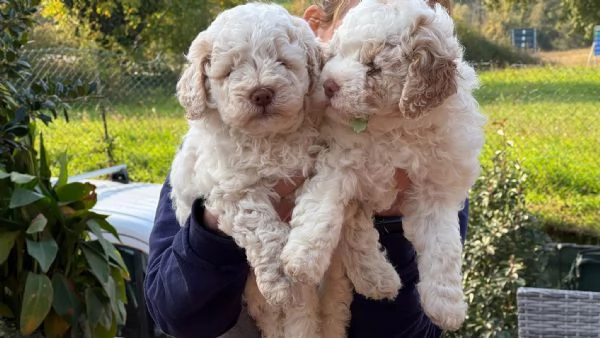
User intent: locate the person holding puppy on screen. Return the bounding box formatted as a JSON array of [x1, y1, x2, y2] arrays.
[[144, 1, 467, 337]]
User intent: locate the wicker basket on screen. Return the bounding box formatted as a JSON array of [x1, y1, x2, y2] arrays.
[[517, 287, 600, 337]]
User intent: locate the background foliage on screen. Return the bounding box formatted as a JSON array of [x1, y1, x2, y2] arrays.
[[1, 1, 129, 336], [33, 0, 600, 55], [6, 0, 599, 337], [455, 0, 597, 50]]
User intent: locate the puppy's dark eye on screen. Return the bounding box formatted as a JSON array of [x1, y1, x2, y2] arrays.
[[278, 59, 291, 69], [366, 62, 381, 76]]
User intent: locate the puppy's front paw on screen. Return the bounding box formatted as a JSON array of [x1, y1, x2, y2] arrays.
[[418, 281, 467, 331], [351, 263, 402, 300], [259, 276, 293, 307], [281, 242, 326, 285]]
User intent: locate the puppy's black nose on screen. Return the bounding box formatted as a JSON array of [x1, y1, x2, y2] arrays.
[[250, 87, 274, 107], [323, 79, 340, 98]]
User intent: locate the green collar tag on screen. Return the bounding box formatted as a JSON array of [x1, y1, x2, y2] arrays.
[[350, 118, 368, 133]]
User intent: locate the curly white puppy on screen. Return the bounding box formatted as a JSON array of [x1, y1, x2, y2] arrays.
[[169, 3, 324, 337], [282, 0, 485, 333]]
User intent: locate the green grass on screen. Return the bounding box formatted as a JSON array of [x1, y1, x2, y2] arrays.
[[475, 66, 600, 237], [41, 99, 188, 183], [41, 66, 600, 238]]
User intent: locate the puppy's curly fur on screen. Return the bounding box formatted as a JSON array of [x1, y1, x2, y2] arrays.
[[169, 3, 324, 337], [281, 0, 486, 335]]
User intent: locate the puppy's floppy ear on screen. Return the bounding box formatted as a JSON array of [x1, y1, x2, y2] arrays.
[[398, 13, 458, 119], [177, 30, 213, 120], [290, 16, 324, 94]]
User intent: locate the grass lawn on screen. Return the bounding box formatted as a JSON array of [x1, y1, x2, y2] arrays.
[[41, 102, 188, 183], [40, 65, 600, 238], [476, 66, 599, 237]]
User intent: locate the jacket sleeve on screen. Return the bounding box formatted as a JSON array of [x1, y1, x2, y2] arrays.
[[144, 176, 250, 338]]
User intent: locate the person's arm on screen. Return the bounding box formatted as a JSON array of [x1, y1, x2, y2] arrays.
[[144, 176, 250, 338]]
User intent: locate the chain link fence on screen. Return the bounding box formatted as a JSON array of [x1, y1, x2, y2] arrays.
[[20, 48, 184, 106], [22, 46, 600, 231], [21, 47, 188, 183]]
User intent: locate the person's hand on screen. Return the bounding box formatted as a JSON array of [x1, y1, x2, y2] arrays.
[[202, 176, 306, 234], [271, 176, 306, 222], [374, 169, 412, 217]]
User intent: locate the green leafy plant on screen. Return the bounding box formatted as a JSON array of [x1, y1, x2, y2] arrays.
[[1, 0, 128, 337], [445, 132, 551, 338]]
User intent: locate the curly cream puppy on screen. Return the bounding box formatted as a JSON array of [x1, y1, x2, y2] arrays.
[[169, 3, 324, 337], [282, 0, 486, 333]]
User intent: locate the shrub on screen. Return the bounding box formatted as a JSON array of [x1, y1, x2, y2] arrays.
[[446, 135, 551, 337], [456, 23, 540, 67], [1, 1, 128, 336]]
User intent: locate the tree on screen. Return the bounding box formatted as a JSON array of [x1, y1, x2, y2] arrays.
[[560, 0, 600, 41], [40, 0, 245, 58], [482, 0, 598, 42]]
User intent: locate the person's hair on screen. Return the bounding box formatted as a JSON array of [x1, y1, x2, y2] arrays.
[[313, 0, 453, 27], [428, 0, 453, 15], [312, 0, 355, 26]]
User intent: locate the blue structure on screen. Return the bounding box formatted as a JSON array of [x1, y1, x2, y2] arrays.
[[594, 25, 600, 56], [511, 28, 537, 50]]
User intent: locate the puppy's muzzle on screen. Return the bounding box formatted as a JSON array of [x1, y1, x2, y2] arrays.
[[250, 87, 275, 107]]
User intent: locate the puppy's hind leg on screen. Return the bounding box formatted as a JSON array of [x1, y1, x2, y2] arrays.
[[320, 243, 353, 338], [342, 202, 401, 300], [283, 284, 321, 338], [245, 272, 284, 338]]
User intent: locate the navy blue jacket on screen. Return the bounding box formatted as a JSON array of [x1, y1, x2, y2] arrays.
[[144, 177, 468, 338]]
